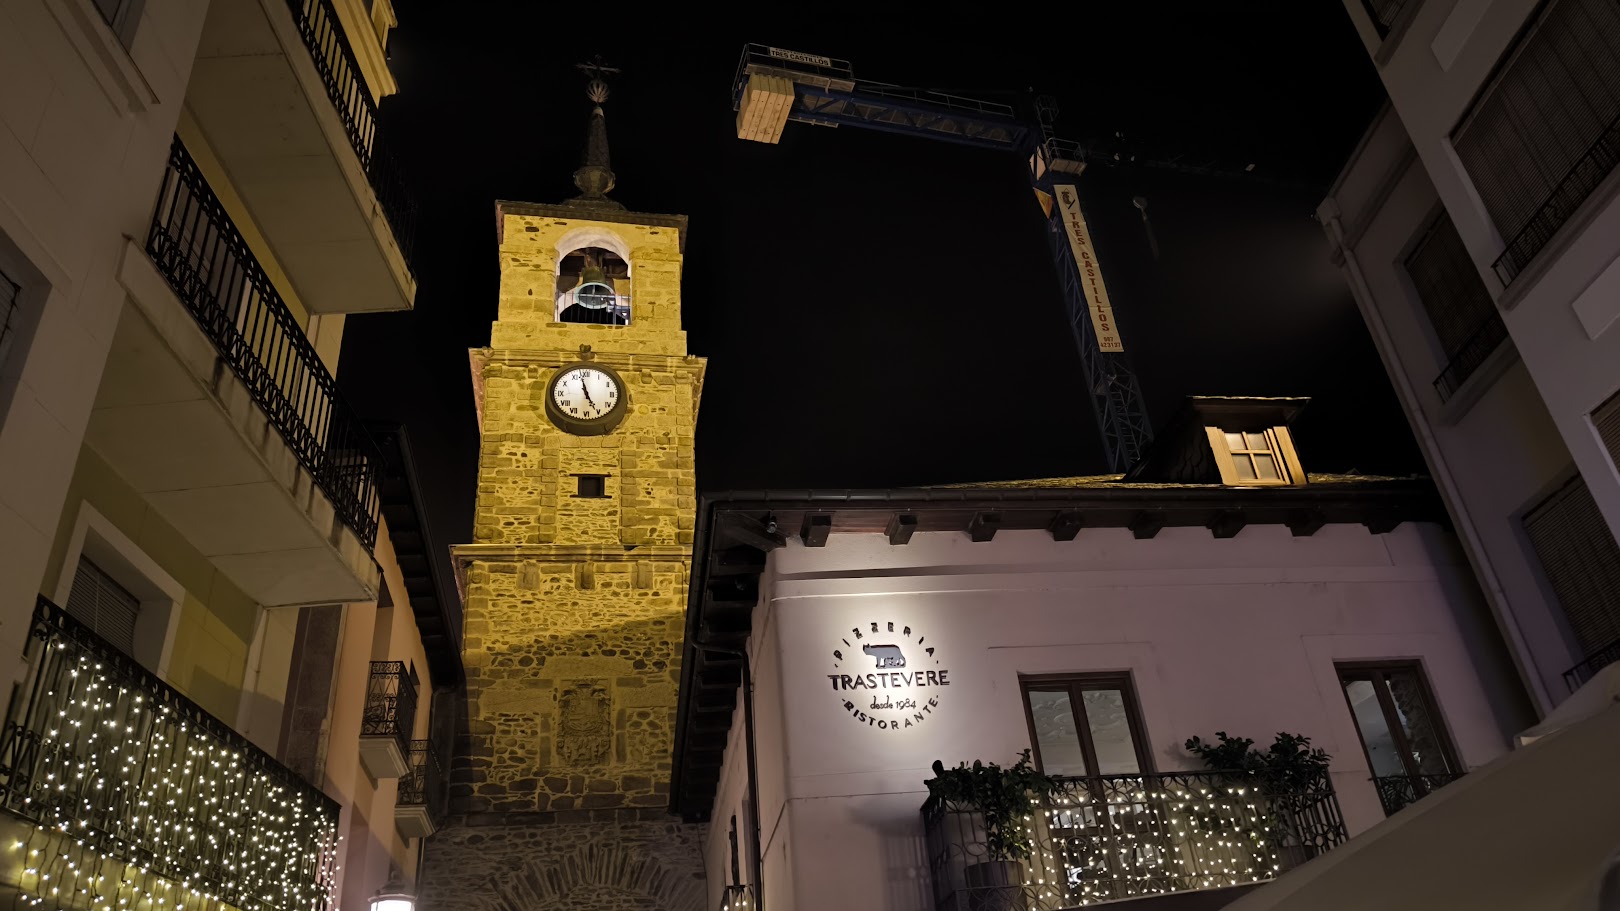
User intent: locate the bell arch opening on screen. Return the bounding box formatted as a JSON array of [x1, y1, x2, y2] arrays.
[[556, 246, 631, 325]]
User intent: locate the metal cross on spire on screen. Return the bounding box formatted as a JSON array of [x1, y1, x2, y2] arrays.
[[576, 56, 621, 105]]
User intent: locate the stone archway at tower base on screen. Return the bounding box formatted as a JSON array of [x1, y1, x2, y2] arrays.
[[420, 815, 706, 911]]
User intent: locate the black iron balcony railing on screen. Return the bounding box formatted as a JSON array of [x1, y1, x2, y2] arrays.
[[1433, 311, 1510, 402], [923, 769, 1348, 910], [362, 661, 418, 756], [1565, 637, 1620, 692], [398, 740, 443, 812], [1372, 771, 1466, 816], [1494, 107, 1620, 285], [0, 596, 340, 911], [284, 0, 417, 271], [148, 137, 384, 550]]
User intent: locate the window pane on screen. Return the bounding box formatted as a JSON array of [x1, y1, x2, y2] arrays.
[[1233, 456, 1256, 480], [1244, 432, 1270, 452], [1224, 432, 1245, 452], [1343, 679, 1407, 777], [1384, 671, 1452, 775], [1081, 689, 1141, 775], [1027, 690, 1088, 776], [1253, 454, 1280, 480]]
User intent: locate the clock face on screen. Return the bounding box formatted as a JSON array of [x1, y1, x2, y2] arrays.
[[551, 366, 621, 423]]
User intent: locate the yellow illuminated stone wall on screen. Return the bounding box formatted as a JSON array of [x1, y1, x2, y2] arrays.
[[451, 205, 704, 819]]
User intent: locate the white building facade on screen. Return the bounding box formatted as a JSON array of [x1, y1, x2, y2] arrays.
[[672, 400, 1531, 911], [1320, 0, 1620, 713], [0, 2, 453, 909]]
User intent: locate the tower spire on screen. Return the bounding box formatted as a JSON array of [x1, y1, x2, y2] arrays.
[[568, 57, 624, 210]]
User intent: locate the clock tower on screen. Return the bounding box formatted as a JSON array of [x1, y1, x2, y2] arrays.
[[423, 65, 707, 911]]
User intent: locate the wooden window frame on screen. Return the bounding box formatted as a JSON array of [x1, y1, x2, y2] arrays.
[[1335, 661, 1460, 781], [1020, 672, 1154, 777], [1205, 426, 1304, 487]]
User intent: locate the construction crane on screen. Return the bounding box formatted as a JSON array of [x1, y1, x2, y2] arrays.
[[732, 45, 1156, 470]]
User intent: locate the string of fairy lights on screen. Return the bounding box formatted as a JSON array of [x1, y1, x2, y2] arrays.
[[3, 626, 341, 911], [1023, 779, 1283, 906], [935, 775, 1317, 908]]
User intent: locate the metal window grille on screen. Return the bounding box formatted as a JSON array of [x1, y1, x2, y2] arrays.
[[1524, 475, 1620, 658], [1454, 0, 1620, 282], [1406, 213, 1509, 400], [65, 557, 140, 656], [362, 661, 418, 756], [0, 265, 18, 373]]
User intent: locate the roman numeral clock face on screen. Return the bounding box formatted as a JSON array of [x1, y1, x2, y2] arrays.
[[546, 364, 627, 435]]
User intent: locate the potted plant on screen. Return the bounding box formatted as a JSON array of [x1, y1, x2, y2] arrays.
[[1184, 731, 1332, 867], [924, 750, 1058, 911]]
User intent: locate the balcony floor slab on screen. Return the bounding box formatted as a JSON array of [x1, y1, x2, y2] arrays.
[[187, 0, 414, 315], [87, 240, 379, 607]]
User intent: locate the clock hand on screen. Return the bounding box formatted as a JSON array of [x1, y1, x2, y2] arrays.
[[578, 374, 596, 407]]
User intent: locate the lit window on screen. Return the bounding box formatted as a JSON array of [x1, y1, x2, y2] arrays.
[[1219, 429, 1290, 485]]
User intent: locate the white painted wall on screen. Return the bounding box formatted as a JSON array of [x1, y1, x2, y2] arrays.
[[1327, 0, 1620, 710], [702, 522, 1524, 911], [0, 0, 207, 682]]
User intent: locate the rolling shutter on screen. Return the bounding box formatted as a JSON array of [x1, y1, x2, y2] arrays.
[[1453, 0, 1620, 243], [1523, 475, 1620, 654], [66, 557, 141, 655]]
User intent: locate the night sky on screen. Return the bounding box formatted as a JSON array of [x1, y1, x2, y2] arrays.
[[337, 5, 1417, 579]]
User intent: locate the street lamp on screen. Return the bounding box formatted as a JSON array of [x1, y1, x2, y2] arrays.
[[370, 868, 415, 911], [720, 882, 755, 910]]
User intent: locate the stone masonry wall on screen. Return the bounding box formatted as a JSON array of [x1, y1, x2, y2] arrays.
[[424, 209, 706, 911], [421, 812, 706, 911]]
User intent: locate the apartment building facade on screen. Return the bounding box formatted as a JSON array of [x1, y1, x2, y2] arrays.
[[1320, 0, 1620, 713], [0, 1, 453, 909], [672, 398, 1533, 911]]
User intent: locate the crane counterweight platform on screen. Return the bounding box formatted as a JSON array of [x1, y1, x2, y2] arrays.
[[732, 44, 1153, 471]]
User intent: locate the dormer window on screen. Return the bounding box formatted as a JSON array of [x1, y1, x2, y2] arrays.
[[1206, 426, 1303, 487]]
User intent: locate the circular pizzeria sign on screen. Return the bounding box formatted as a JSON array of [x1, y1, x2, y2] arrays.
[[826, 620, 951, 730]]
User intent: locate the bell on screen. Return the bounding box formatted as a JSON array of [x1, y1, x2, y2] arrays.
[[577, 251, 609, 288]]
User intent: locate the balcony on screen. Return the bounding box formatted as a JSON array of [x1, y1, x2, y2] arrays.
[[1432, 311, 1510, 402], [0, 596, 340, 911], [1372, 772, 1466, 816], [88, 137, 381, 606], [359, 661, 417, 780], [923, 770, 1347, 909], [187, 0, 416, 313], [395, 740, 443, 839], [1565, 637, 1620, 692], [1493, 107, 1620, 285]]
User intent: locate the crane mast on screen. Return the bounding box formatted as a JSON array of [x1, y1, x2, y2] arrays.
[[732, 44, 1153, 471]]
